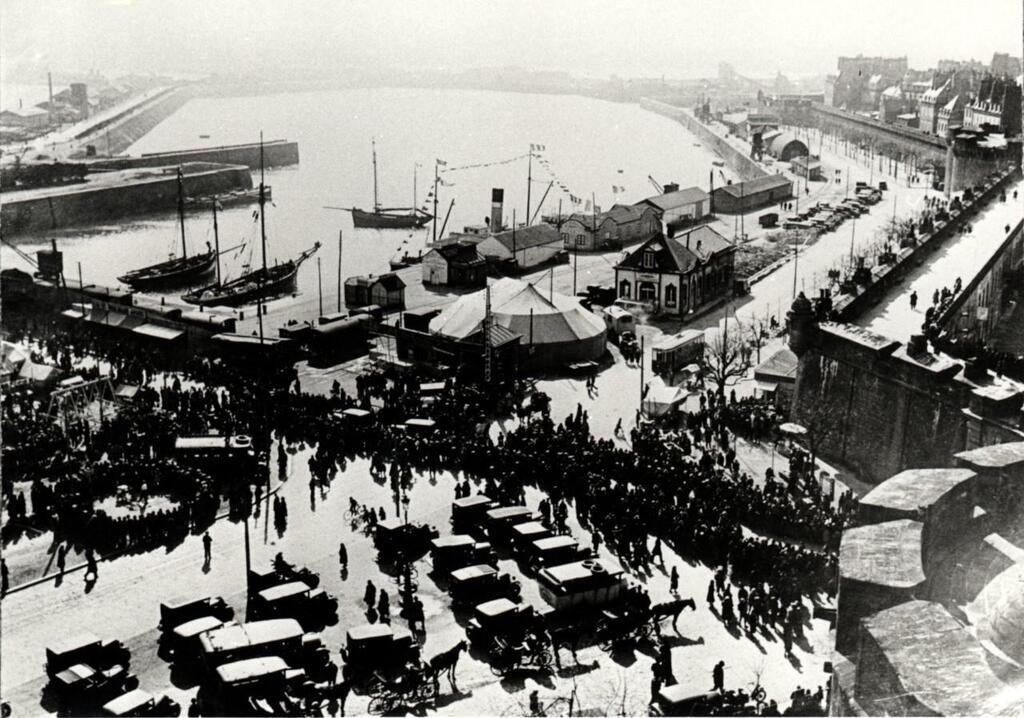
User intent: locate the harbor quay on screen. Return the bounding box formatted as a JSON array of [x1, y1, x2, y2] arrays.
[[1, 27, 1023, 718]]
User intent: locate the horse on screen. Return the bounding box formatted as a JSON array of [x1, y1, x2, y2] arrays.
[[651, 597, 697, 633], [428, 640, 467, 692]]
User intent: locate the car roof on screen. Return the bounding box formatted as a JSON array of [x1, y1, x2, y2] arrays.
[[258, 582, 309, 602], [512, 521, 549, 535], [347, 623, 393, 642], [216, 656, 288, 683], [103, 689, 153, 715], [451, 564, 497, 581], [533, 535, 578, 551], [475, 598, 519, 617], [486, 506, 532, 520], [202, 619, 302, 652], [453, 494, 492, 508], [432, 534, 476, 549], [173, 616, 226, 638], [49, 632, 101, 656]]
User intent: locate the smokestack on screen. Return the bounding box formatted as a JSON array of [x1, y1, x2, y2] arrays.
[[47, 71, 54, 125], [490, 189, 504, 232]]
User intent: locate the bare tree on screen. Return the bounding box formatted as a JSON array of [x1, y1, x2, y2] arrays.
[[702, 320, 752, 398]]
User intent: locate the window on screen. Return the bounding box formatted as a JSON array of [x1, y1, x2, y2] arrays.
[[576, 234, 586, 247], [619, 279, 631, 298], [642, 250, 656, 269], [665, 284, 677, 307]]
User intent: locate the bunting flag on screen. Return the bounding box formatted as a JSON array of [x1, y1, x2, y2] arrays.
[[436, 158, 448, 166]]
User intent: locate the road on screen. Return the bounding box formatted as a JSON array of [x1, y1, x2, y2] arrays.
[[2, 394, 831, 717]]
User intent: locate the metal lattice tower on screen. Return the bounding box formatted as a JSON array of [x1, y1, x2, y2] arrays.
[[483, 285, 492, 384], [46, 376, 117, 432]]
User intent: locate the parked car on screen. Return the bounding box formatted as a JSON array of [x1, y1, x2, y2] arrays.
[[102, 689, 181, 717]]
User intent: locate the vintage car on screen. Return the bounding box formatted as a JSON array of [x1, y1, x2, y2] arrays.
[[448, 564, 521, 607], [248, 561, 320, 593], [207, 656, 307, 716], [430, 534, 496, 574], [508, 521, 553, 552], [450, 494, 495, 533], [101, 689, 181, 717], [483, 506, 539, 543], [49, 662, 138, 705], [46, 633, 131, 678], [248, 581, 338, 628], [523, 535, 592, 573], [537, 559, 628, 611], [199, 619, 324, 669], [650, 687, 725, 716], [159, 596, 234, 632], [374, 519, 439, 561], [465, 598, 542, 646], [165, 616, 234, 659]]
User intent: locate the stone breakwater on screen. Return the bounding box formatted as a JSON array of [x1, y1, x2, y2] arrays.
[[640, 97, 768, 182]]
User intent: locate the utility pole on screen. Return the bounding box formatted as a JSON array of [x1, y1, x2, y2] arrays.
[[342, 228, 350, 309], [432, 162, 440, 244], [639, 335, 645, 411], [317, 256, 323, 317], [525, 146, 533, 228], [791, 237, 799, 301], [849, 218, 856, 268]]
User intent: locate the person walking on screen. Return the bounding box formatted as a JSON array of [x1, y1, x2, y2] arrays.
[[712, 660, 725, 693], [909, 291, 917, 311], [669, 565, 679, 594], [338, 541, 348, 570], [56, 544, 67, 575], [1, 558, 9, 595], [364, 580, 377, 607], [202, 531, 212, 564]]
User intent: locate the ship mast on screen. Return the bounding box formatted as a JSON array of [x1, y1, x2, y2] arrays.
[[177, 166, 187, 259], [413, 163, 417, 213], [372, 139, 380, 211], [257, 133, 267, 344], [212, 197, 221, 285]]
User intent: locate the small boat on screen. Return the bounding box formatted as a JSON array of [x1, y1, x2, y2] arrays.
[[713, 160, 726, 168], [118, 168, 217, 290], [693, 143, 702, 147], [350, 140, 432, 229], [184, 187, 269, 210], [199, 134, 211, 139], [389, 249, 423, 270], [617, 169, 624, 173]]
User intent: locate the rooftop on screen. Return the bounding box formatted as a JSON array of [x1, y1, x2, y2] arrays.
[[637, 186, 709, 212], [860, 468, 977, 512], [715, 174, 792, 198], [489, 223, 561, 252], [839, 519, 925, 588]]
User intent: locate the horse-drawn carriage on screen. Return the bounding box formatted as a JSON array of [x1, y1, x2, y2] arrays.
[[465, 599, 554, 676], [342, 623, 421, 690], [448, 564, 522, 607], [365, 662, 438, 715], [595, 596, 697, 652]]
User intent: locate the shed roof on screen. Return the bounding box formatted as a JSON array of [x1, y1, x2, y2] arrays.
[[861, 468, 977, 511], [753, 347, 798, 383], [637, 187, 709, 212], [434, 241, 485, 266], [839, 519, 925, 588], [616, 226, 733, 274], [489, 223, 561, 252], [715, 174, 792, 198], [956, 442, 1024, 470], [862, 600, 1014, 716]]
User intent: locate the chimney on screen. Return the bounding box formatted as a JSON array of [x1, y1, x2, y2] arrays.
[[490, 189, 504, 233], [663, 182, 679, 194]]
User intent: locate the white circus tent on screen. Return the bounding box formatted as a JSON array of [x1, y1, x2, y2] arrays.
[[429, 277, 607, 367]]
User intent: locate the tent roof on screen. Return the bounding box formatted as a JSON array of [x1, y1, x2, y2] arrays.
[[429, 278, 605, 346]]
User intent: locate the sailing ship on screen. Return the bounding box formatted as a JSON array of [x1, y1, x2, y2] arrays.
[[350, 140, 432, 229], [117, 168, 217, 289], [181, 140, 321, 307]]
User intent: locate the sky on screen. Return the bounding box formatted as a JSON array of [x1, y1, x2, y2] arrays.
[[1, 0, 1021, 83]]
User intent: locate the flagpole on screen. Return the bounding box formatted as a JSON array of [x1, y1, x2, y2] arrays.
[[526, 145, 533, 227]]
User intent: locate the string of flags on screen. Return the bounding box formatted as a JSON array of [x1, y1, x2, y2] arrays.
[[611, 185, 626, 193], [434, 153, 529, 174]]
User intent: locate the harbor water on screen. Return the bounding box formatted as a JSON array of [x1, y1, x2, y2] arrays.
[[3, 86, 737, 304]]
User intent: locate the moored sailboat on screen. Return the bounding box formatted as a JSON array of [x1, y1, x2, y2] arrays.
[[181, 140, 321, 307], [350, 140, 432, 229], [118, 168, 217, 289]]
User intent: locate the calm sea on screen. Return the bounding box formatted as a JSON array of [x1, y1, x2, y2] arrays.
[[3, 87, 734, 301]]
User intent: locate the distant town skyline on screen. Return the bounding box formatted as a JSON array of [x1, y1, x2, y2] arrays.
[[2, 0, 1021, 85]]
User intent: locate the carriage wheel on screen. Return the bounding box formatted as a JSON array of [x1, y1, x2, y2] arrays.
[[368, 694, 393, 715], [536, 649, 553, 670], [639, 621, 655, 640], [490, 658, 511, 677]]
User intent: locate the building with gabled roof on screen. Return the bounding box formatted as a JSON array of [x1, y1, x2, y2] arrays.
[[613, 225, 735, 317]]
